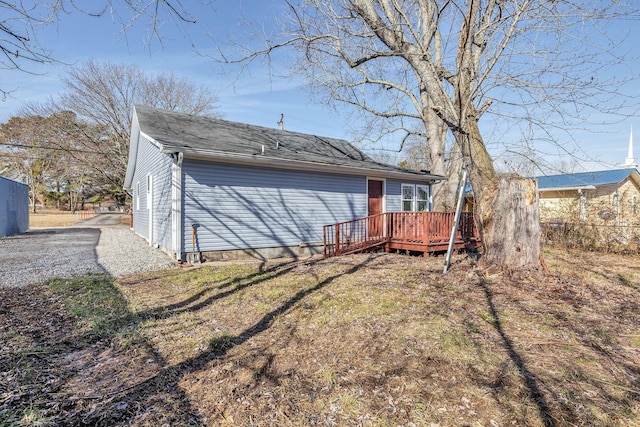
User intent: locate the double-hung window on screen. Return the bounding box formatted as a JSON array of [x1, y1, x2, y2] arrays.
[[401, 184, 430, 212], [136, 181, 140, 210]]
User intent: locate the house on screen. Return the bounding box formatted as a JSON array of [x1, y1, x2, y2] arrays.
[[537, 127, 640, 226], [123, 105, 444, 261], [537, 168, 640, 226], [0, 175, 29, 237]]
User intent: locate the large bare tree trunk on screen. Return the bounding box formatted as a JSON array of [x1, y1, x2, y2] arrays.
[[449, 0, 541, 271], [457, 121, 541, 270], [476, 176, 541, 269], [423, 108, 458, 210]]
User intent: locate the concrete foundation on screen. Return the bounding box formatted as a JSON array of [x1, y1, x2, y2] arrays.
[[198, 242, 324, 262]]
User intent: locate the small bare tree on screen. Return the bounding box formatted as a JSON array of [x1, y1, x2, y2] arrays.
[[56, 60, 221, 192], [227, 0, 639, 270], [0, 114, 70, 212]]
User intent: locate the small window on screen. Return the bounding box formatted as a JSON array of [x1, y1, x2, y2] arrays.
[[416, 185, 429, 212], [633, 195, 637, 215], [402, 184, 415, 212], [136, 181, 140, 210], [402, 184, 430, 212], [146, 174, 152, 207]]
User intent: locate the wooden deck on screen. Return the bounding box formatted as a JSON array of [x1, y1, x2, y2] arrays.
[[323, 212, 481, 258]]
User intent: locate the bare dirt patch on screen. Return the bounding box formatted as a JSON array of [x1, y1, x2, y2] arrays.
[[1, 249, 639, 426]]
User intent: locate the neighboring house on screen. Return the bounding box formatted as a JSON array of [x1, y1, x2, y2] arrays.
[[461, 168, 640, 228], [124, 105, 444, 261], [538, 127, 640, 227], [0, 175, 29, 237], [537, 168, 640, 226]]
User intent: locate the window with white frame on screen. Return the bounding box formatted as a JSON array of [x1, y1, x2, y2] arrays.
[[401, 184, 430, 212], [146, 174, 152, 207], [136, 181, 140, 210], [401, 184, 415, 212], [416, 185, 429, 211]]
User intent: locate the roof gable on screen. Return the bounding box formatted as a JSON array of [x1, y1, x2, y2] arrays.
[[536, 169, 639, 190], [131, 105, 441, 181]]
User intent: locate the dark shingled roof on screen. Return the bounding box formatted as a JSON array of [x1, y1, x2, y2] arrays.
[[536, 168, 638, 190], [133, 105, 442, 180]]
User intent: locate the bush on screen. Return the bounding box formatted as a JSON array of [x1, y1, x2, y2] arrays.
[[541, 221, 640, 253]]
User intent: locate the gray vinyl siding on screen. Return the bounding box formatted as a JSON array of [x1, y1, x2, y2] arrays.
[[130, 135, 173, 250], [182, 159, 367, 252], [385, 179, 432, 212], [385, 179, 403, 212], [153, 158, 173, 251], [0, 176, 29, 237]]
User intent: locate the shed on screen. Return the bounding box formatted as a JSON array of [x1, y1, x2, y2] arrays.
[[0, 175, 29, 237], [123, 105, 444, 261]]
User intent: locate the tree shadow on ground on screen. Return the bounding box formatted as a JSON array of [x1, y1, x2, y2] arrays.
[[98, 255, 376, 421], [478, 279, 556, 427], [0, 254, 376, 425]]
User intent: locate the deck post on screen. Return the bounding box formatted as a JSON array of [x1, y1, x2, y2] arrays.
[[422, 212, 429, 257], [335, 225, 341, 257], [385, 213, 391, 252], [323, 226, 327, 257]]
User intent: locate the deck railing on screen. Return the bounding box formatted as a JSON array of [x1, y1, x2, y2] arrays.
[[76, 210, 99, 220], [323, 211, 481, 258], [323, 213, 388, 257]]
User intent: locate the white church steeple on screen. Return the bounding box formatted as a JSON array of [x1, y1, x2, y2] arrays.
[[624, 126, 638, 168]]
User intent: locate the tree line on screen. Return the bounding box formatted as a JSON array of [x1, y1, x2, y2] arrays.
[[0, 60, 219, 212]]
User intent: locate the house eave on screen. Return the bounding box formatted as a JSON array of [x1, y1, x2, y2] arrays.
[[165, 147, 445, 182], [123, 113, 141, 190], [538, 185, 596, 193]]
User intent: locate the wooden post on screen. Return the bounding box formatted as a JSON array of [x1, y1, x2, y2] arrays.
[[385, 212, 391, 252], [323, 226, 327, 258], [335, 225, 341, 257]]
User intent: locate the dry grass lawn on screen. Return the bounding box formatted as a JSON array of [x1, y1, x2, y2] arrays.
[[29, 212, 81, 227], [28, 211, 126, 227], [1, 248, 639, 426]]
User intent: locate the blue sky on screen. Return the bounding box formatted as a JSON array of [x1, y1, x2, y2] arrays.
[[1, 1, 638, 171], [1, 1, 350, 139]]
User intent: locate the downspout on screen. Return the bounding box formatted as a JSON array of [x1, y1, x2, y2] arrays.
[[172, 152, 184, 262]]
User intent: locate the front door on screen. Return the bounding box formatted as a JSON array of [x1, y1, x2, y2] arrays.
[[367, 179, 384, 237]]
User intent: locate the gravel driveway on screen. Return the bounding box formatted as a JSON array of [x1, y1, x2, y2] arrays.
[[0, 213, 176, 288]]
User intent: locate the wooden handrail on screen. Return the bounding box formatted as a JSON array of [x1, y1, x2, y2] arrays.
[[323, 212, 480, 258]]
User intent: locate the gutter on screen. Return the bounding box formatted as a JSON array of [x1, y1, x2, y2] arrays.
[[538, 185, 596, 192]]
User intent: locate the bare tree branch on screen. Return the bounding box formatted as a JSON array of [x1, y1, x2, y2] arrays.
[[0, 0, 204, 96], [222, 0, 640, 270]]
